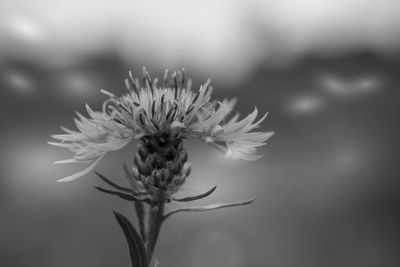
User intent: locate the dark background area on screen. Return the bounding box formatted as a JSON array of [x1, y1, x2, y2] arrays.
[[1, 1, 400, 266]]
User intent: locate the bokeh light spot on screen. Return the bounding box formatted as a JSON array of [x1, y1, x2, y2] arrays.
[[59, 71, 100, 100], [5, 14, 46, 44], [286, 94, 325, 116], [2, 69, 35, 95], [318, 74, 382, 97]]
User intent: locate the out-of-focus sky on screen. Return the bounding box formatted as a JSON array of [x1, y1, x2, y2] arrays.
[[1, 0, 400, 83], [1, 1, 400, 267]]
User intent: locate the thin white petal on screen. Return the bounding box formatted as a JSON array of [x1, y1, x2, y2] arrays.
[[57, 155, 105, 182], [54, 158, 80, 164], [60, 126, 77, 134], [47, 141, 72, 148]]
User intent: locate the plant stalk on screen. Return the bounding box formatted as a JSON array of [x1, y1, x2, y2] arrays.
[[135, 202, 147, 243], [146, 200, 165, 264]]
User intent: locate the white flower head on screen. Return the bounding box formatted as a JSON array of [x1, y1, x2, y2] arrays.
[[49, 68, 274, 182]]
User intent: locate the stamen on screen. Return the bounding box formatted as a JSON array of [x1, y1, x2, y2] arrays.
[[128, 70, 138, 91], [177, 70, 182, 89], [191, 90, 200, 104], [185, 106, 194, 115], [203, 78, 212, 91], [165, 105, 176, 122], [134, 78, 140, 90], [163, 69, 169, 87], [130, 104, 134, 115], [153, 78, 159, 88], [187, 78, 192, 91], [119, 103, 131, 115], [151, 101, 156, 118], [174, 88, 178, 101], [100, 89, 115, 98], [173, 73, 179, 101], [102, 98, 118, 114], [113, 118, 124, 124], [181, 68, 186, 86], [151, 119, 160, 130], [169, 107, 178, 122], [173, 71, 178, 91], [139, 113, 146, 126], [143, 67, 153, 91], [124, 78, 131, 90]]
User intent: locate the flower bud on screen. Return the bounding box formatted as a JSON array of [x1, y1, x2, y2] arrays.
[[173, 174, 186, 186], [182, 162, 191, 178], [131, 167, 139, 179], [133, 133, 190, 196]]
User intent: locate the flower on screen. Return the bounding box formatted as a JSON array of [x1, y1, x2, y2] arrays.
[[49, 68, 274, 182]]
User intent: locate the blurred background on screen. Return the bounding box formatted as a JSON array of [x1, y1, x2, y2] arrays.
[[1, 0, 400, 266]]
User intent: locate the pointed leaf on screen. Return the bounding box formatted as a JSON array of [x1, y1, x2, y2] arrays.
[[95, 186, 151, 204], [172, 186, 217, 202], [163, 198, 255, 221], [95, 171, 133, 193], [113, 211, 148, 267]]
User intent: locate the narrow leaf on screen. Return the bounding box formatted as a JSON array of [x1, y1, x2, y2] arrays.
[[113, 211, 148, 267], [163, 198, 255, 221], [95, 171, 133, 193], [95, 186, 151, 204], [172, 186, 217, 202]]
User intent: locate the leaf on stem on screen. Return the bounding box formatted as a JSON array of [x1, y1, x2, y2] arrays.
[[95, 171, 133, 193], [113, 211, 148, 267], [163, 198, 255, 221], [95, 186, 151, 204], [172, 186, 217, 202]]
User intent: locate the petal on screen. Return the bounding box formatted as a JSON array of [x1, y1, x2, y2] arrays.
[[57, 155, 105, 182], [54, 158, 82, 164]]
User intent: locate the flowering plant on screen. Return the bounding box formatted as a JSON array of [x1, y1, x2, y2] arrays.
[[49, 68, 273, 266]]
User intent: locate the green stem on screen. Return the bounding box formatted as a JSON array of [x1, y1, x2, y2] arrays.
[[135, 202, 147, 243], [146, 201, 165, 264]]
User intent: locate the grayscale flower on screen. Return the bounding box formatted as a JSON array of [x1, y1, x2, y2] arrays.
[[49, 68, 273, 182]]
